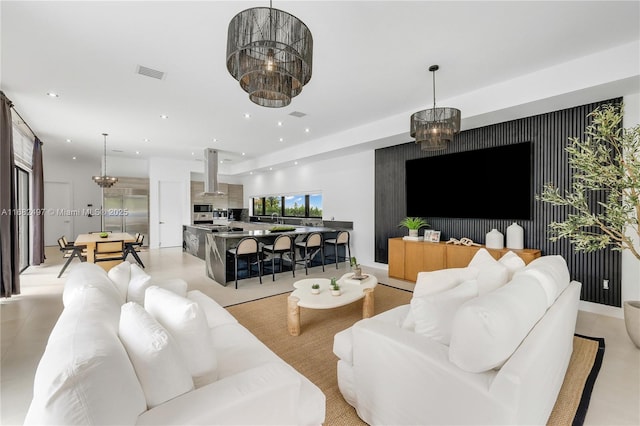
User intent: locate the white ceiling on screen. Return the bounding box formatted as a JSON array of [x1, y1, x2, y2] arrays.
[[2, 1, 639, 174]]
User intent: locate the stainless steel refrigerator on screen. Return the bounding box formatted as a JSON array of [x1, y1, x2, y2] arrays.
[[103, 188, 149, 244]]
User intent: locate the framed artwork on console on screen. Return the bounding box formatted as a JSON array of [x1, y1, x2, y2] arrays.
[[427, 230, 441, 242], [423, 230, 433, 241]]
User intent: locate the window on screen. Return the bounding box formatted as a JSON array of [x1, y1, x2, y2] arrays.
[[284, 194, 306, 217], [253, 197, 264, 216], [309, 193, 323, 218], [264, 196, 282, 216], [251, 192, 323, 219]]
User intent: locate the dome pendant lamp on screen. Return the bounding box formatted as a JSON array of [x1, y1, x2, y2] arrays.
[[410, 65, 461, 151], [226, 0, 313, 108]]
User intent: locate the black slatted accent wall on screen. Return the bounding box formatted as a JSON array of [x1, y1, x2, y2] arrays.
[[375, 99, 622, 307]]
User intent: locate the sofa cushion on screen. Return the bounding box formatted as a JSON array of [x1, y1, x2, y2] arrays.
[[187, 290, 238, 328], [62, 262, 122, 308], [108, 261, 131, 302], [414, 267, 479, 298], [411, 280, 478, 345], [448, 274, 548, 372], [127, 263, 153, 304], [498, 251, 526, 280], [119, 302, 194, 408], [24, 286, 147, 426], [144, 286, 218, 387], [515, 255, 571, 307], [468, 248, 509, 295]]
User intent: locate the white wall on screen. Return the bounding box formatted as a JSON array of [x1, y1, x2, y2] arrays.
[[241, 150, 376, 266], [43, 151, 103, 240]]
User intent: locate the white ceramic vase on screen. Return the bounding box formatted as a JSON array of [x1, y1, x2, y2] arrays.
[[485, 228, 504, 249], [506, 222, 524, 249]]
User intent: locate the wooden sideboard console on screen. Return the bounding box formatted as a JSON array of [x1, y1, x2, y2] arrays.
[[388, 237, 541, 282]]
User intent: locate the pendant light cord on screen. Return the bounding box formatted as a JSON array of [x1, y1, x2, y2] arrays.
[[102, 133, 108, 176], [432, 69, 437, 110]]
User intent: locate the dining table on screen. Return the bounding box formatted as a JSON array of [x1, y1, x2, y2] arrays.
[[74, 232, 135, 262]]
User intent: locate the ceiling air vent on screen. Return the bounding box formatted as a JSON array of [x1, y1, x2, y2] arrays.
[[289, 111, 307, 118], [136, 65, 165, 80]]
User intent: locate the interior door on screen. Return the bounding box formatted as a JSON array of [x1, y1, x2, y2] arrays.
[[158, 181, 183, 247], [44, 181, 72, 246]]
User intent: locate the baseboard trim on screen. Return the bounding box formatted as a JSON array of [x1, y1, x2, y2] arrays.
[[579, 300, 623, 319]]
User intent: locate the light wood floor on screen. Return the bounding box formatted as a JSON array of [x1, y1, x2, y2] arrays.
[[1, 246, 638, 425]]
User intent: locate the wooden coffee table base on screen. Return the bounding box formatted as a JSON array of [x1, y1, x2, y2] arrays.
[[287, 287, 375, 336]]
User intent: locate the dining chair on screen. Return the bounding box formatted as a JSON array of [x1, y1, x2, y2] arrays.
[[324, 230, 351, 269], [123, 233, 145, 268], [57, 237, 87, 278], [295, 232, 325, 275], [227, 237, 262, 289], [94, 240, 126, 267], [261, 234, 295, 281]]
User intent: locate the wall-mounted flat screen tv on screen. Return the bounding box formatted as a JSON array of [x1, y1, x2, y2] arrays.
[[406, 142, 533, 220]]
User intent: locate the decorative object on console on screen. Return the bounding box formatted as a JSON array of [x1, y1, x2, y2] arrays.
[[485, 228, 504, 249], [226, 0, 313, 108], [427, 230, 441, 242], [92, 133, 118, 188], [410, 64, 461, 151], [506, 222, 524, 249], [398, 217, 429, 238], [445, 237, 481, 246]]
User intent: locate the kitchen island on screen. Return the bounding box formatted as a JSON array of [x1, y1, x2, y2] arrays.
[[183, 224, 239, 260], [204, 224, 351, 285]]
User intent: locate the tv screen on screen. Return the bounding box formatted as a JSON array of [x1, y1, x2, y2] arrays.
[[406, 142, 532, 220]]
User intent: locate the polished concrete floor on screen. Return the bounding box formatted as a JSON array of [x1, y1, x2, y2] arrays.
[[1, 246, 639, 425]]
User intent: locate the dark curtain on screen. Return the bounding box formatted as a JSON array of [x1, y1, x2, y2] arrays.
[[0, 91, 21, 297], [32, 138, 45, 265]]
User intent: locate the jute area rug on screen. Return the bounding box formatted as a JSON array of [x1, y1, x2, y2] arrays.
[[226, 284, 604, 426]]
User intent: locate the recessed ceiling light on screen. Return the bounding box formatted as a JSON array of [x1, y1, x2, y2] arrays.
[[135, 151, 140, 155], [191, 152, 195, 156], [144, 138, 150, 142], [277, 121, 283, 127], [279, 137, 284, 142], [249, 171, 253, 175], [66, 139, 72, 143], [242, 152, 245, 156], [305, 128, 310, 133], [72, 156, 76, 160], [294, 161, 298, 165], [46, 92, 59, 98], [244, 113, 251, 119], [213, 138, 217, 142], [160, 114, 169, 119], [269, 167, 273, 171]]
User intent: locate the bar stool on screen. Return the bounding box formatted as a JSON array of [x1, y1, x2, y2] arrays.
[[324, 230, 351, 269], [261, 234, 296, 281], [295, 232, 325, 275], [228, 237, 262, 289]]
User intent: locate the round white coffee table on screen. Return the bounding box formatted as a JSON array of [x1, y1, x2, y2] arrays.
[[287, 273, 378, 336]]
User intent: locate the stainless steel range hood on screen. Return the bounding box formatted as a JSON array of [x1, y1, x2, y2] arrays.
[[203, 148, 225, 196]]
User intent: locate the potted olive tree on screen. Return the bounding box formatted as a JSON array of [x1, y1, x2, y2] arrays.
[[538, 103, 640, 348], [398, 217, 429, 238]]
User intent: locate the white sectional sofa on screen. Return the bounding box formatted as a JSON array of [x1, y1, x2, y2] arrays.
[[333, 251, 581, 425], [25, 262, 325, 425]]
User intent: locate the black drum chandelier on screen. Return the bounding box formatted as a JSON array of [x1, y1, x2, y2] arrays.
[[410, 65, 461, 151], [226, 1, 313, 108]]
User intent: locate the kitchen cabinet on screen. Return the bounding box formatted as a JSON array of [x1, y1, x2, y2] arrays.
[[191, 181, 243, 209]]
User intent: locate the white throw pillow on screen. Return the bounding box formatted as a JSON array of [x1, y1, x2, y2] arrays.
[[62, 262, 123, 308], [410, 280, 478, 345], [414, 267, 479, 298], [468, 248, 509, 295], [498, 251, 526, 280], [448, 274, 548, 372], [127, 263, 153, 305], [108, 261, 131, 303], [516, 255, 571, 306], [144, 286, 217, 387], [119, 302, 194, 408], [187, 290, 238, 328], [152, 278, 188, 297]]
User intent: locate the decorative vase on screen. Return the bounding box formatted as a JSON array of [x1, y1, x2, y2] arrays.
[[485, 228, 504, 249], [506, 222, 524, 249], [311, 288, 320, 295], [409, 229, 419, 238], [624, 301, 640, 349], [353, 266, 363, 278], [331, 289, 341, 296]]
